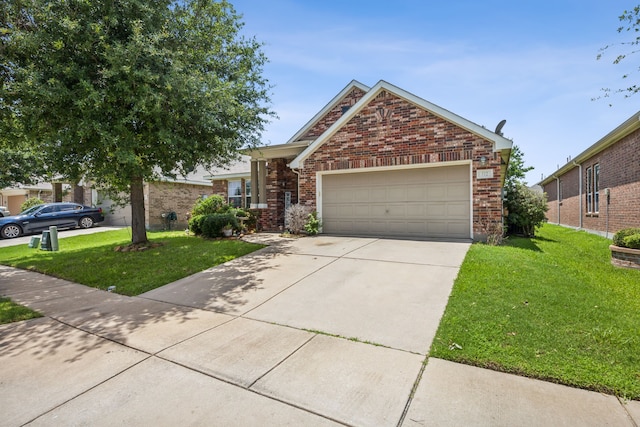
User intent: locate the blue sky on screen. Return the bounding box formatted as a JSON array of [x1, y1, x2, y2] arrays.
[[231, 1, 639, 184]]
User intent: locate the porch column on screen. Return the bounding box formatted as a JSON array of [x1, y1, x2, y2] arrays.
[[250, 160, 259, 209], [257, 160, 268, 208]]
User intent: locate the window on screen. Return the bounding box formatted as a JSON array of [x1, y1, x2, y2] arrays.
[[594, 164, 600, 213], [228, 181, 242, 208], [245, 179, 251, 207], [585, 164, 600, 214], [559, 179, 563, 202]]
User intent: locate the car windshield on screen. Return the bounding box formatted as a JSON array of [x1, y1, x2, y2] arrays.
[[19, 205, 44, 216]]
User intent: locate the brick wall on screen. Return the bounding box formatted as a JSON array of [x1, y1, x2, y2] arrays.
[[298, 87, 367, 141], [543, 127, 640, 234], [293, 90, 503, 239], [146, 182, 212, 230], [257, 158, 298, 231]]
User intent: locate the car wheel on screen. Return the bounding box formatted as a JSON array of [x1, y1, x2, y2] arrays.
[[78, 216, 94, 229], [1, 224, 22, 239]]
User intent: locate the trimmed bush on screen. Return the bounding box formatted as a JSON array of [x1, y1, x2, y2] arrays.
[[191, 195, 226, 216], [304, 211, 321, 235], [201, 213, 239, 238], [613, 228, 640, 248], [622, 234, 640, 250], [20, 197, 45, 213], [188, 214, 206, 235]]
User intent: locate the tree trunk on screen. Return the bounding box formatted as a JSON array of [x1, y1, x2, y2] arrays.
[[130, 176, 148, 244]]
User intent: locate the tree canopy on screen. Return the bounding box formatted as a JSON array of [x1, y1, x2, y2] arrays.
[[1, 0, 272, 243], [597, 5, 640, 101]]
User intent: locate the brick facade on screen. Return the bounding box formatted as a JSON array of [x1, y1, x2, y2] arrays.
[[293, 90, 503, 239], [145, 182, 212, 230], [543, 124, 640, 236]]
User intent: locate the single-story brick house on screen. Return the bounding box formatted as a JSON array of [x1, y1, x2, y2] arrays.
[[209, 80, 513, 240], [540, 110, 640, 237]]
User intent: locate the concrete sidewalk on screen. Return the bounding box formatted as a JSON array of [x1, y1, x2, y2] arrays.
[[0, 234, 638, 426]]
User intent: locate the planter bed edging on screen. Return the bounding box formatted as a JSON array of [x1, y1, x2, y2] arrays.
[[610, 245, 640, 270]]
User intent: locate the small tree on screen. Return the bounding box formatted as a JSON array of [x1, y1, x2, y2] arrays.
[[503, 145, 548, 237], [504, 183, 548, 237]]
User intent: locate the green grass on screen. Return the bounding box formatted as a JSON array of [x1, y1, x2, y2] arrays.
[[0, 229, 265, 296], [0, 297, 42, 324], [431, 223, 640, 399]]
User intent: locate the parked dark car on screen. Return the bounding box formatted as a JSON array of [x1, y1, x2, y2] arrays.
[[0, 202, 105, 239]]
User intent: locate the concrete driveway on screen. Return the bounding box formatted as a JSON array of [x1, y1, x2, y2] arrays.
[[2, 234, 637, 426]]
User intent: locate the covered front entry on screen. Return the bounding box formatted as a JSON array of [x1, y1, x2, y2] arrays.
[[320, 164, 471, 239]]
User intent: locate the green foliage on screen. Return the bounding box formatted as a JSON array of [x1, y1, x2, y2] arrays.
[[596, 6, 640, 101], [304, 211, 322, 235], [503, 145, 545, 237], [431, 224, 640, 399], [201, 213, 239, 238], [20, 197, 44, 213], [191, 195, 227, 216], [188, 214, 206, 235], [2, 0, 273, 244], [623, 234, 640, 249], [504, 182, 548, 237], [505, 145, 534, 187], [613, 228, 640, 248], [0, 229, 264, 296]]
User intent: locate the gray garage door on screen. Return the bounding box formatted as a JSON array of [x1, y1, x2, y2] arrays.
[[321, 165, 470, 239]]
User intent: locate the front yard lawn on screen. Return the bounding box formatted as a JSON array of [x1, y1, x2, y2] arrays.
[[0, 229, 264, 296], [431, 224, 640, 399]]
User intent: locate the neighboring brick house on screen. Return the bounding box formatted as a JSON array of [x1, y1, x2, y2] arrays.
[[99, 168, 215, 230], [214, 80, 513, 240], [0, 183, 93, 216], [540, 111, 640, 237]]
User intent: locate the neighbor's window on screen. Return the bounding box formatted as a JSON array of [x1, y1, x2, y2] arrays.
[[594, 164, 600, 213], [586, 164, 600, 213], [245, 179, 251, 207], [228, 180, 242, 208], [586, 167, 592, 213]]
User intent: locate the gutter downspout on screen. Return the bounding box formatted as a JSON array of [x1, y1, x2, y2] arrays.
[[290, 167, 301, 204], [572, 161, 583, 229]]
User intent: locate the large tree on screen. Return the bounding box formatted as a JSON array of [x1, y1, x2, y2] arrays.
[[597, 6, 640, 101], [1, 0, 272, 243]]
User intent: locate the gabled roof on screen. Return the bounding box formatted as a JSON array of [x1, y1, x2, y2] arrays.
[[284, 80, 370, 145], [289, 80, 512, 169], [539, 110, 640, 186]]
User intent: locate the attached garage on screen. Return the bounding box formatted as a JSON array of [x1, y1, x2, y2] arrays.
[[320, 164, 471, 239]]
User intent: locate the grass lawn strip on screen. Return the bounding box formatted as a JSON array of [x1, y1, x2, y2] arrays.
[[0, 297, 42, 324], [0, 229, 264, 296], [430, 224, 640, 400]]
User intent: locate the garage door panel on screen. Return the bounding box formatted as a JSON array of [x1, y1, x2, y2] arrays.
[[447, 183, 470, 199], [322, 165, 471, 239], [447, 202, 469, 217]]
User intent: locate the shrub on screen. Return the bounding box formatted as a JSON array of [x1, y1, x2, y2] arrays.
[[613, 228, 640, 248], [191, 195, 226, 216], [504, 182, 548, 237], [285, 204, 309, 234], [623, 234, 640, 250], [188, 214, 206, 235], [304, 211, 322, 235], [201, 213, 239, 238], [20, 197, 45, 213]]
